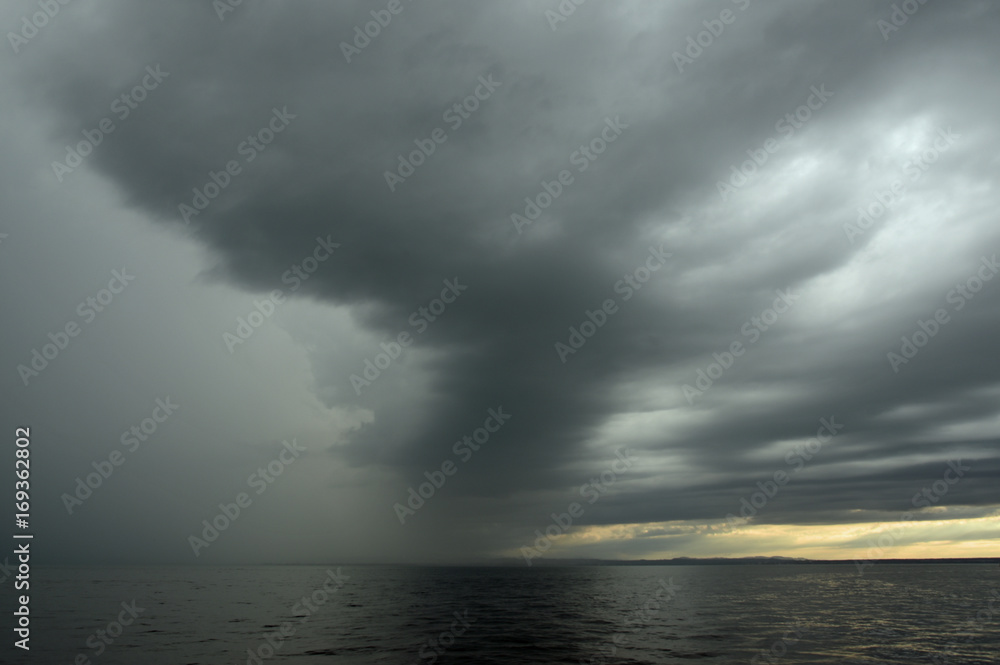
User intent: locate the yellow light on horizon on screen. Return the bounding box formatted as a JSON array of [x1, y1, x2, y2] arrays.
[[500, 511, 1000, 562]]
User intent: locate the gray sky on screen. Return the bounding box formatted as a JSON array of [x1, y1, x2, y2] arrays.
[[2, 0, 998, 564]]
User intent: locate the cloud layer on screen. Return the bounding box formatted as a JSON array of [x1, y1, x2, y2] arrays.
[[3, 0, 999, 563]]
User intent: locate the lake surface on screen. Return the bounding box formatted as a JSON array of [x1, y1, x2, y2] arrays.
[[7, 564, 1000, 664]]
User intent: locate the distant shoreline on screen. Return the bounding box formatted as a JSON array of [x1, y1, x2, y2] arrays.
[[33, 557, 1000, 567], [488, 556, 1000, 567]]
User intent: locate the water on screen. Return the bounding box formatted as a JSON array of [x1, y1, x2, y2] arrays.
[[9, 564, 1000, 664]]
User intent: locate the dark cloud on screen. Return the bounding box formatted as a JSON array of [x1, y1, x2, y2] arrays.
[[3, 0, 999, 563]]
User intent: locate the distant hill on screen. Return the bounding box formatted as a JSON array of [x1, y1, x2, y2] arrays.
[[491, 555, 1000, 566]]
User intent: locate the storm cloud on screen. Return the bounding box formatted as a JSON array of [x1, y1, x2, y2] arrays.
[[2, 0, 998, 564]]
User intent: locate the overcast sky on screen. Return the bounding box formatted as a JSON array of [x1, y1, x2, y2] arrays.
[[2, 0, 998, 565]]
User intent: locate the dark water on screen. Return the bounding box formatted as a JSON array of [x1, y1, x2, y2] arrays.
[[8, 564, 1000, 664]]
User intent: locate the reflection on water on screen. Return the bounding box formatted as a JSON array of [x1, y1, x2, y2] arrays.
[[15, 563, 1000, 664]]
